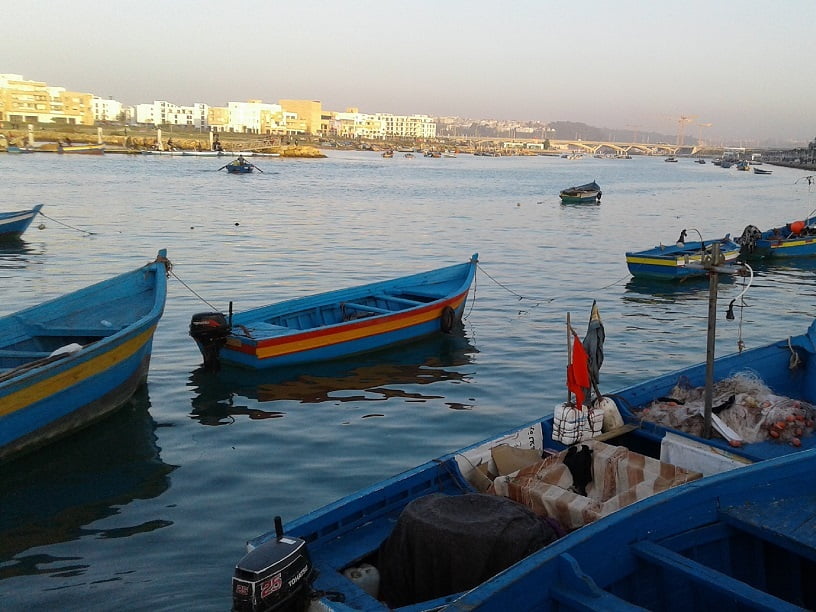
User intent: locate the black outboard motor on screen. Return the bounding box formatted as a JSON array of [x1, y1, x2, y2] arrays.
[[232, 516, 314, 612], [189, 311, 231, 371]]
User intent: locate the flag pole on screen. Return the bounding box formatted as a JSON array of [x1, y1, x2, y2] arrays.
[[566, 312, 572, 405]]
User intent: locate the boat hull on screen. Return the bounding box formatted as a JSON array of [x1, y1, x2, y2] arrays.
[[0, 252, 168, 463], [446, 449, 816, 611], [225, 164, 253, 173], [198, 255, 478, 370], [58, 143, 105, 155], [0, 204, 43, 239], [625, 238, 741, 280], [559, 181, 601, 204], [739, 216, 816, 259]]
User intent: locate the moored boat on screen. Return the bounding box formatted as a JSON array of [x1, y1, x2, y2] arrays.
[[736, 215, 816, 259], [445, 448, 816, 611], [625, 232, 741, 280], [6, 145, 35, 154], [189, 254, 478, 371], [753, 167, 773, 175], [0, 204, 43, 240], [0, 250, 170, 463], [230, 303, 816, 611], [558, 180, 601, 204], [57, 143, 105, 155]]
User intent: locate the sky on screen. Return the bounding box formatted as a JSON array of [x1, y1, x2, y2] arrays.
[[2, 0, 814, 146]]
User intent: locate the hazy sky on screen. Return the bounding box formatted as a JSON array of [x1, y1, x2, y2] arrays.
[[3, 0, 813, 145]]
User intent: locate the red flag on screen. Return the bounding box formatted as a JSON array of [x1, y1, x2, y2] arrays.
[[567, 333, 591, 408]]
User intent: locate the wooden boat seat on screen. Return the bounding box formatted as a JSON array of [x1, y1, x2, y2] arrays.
[[27, 326, 119, 337], [0, 349, 52, 359], [376, 294, 423, 306], [341, 302, 393, 315], [719, 496, 816, 562], [629, 541, 801, 611]]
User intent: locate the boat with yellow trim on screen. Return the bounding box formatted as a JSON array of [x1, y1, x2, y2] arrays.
[[625, 232, 741, 280], [0, 250, 170, 463], [189, 254, 478, 370], [737, 214, 816, 259], [57, 142, 105, 155]]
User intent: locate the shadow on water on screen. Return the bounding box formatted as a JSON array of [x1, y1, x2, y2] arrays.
[[0, 239, 44, 270], [622, 273, 739, 305], [0, 387, 176, 577], [187, 329, 479, 425]]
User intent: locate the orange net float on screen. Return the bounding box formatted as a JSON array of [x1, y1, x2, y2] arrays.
[[790, 220, 806, 234]]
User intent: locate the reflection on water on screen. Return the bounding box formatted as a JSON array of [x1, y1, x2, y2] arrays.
[[188, 330, 478, 425], [0, 387, 176, 577], [0, 239, 44, 271], [622, 273, 739, 305]]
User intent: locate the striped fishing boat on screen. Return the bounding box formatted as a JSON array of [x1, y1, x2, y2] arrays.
[[189, 254, 478, 370], [0, 204, 43, 240], [0, 250, 170, 463]]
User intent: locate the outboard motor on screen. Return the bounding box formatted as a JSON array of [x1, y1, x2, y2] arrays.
[[189, 311, 231, 371], [232, 516, 314, 612]]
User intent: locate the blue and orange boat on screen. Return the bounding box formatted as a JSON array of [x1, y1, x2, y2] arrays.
[[0, 204, 43, 240], [189, 254, 478, 370], [0, 250, 170, 463], [737, 214, 816, 259], [625, 232, 741, 280]]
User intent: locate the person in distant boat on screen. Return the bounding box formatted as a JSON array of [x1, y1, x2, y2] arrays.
[[167, 138, 174, 151], [237, 155, 246, 165], [64, 137, 72, 146]]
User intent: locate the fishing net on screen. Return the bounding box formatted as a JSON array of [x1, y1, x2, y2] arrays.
[[634, 371, 815, 445]]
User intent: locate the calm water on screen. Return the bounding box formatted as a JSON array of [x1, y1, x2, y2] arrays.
[[1, 151, 815, 610]]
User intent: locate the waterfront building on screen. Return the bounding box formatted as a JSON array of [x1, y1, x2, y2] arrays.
[[0, 73, 94, 126], [374, 113, 436, 139], [280, 99, 322, 135], [92, 97, 125, 123], [134, 100, 209, 129]]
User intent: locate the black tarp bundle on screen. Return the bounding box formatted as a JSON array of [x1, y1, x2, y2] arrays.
[[377, 492, 559, 607]]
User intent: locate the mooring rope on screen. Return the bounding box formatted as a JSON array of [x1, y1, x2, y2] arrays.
[[169, 268, 222, 312], [476, 262, 553, 305], [37, 211, 96, 235]]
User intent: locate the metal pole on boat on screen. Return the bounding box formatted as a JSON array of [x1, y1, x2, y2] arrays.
[[566, 313, 572, 404], [702, 242, 721, 439]]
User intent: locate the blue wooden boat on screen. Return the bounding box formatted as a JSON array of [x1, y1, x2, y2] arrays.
[[223, 156, 256, 174], [625, 234, 741, 280], [0, 250, 170, 463], [445, 448, 816, 611], [6, 145, 35, 154], [0, 204, 43, 240], [190, 254, 478, 370], [230, 310, 816, 612], [737, 215, 816, 259], [559, 181, 602, 204]]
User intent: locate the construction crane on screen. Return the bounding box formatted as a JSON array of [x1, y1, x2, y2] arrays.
[[696, 122, 713, 146], [675, 115, 696, 146]]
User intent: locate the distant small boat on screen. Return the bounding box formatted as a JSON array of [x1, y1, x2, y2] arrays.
[[0, 250, 170, 463], [223, 157, 255, 174], [0, 204, 43, 240], [625, 233, 741, 280], [57, 143, 105, 155], [736, 160, 751, 171], [189, 254, 478, 370], [737, 215, 816, 259], [695, 157, 706, 164], [382, 150, 394, 158], [404, 153, 415, 159], [6, 146, 35, 154], [753, 167, 773, 175], [559, 180, 602, 204], [665, 156, 678, 162]]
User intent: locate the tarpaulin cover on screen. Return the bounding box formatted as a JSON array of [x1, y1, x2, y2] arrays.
[[377, 492, 558, 607]]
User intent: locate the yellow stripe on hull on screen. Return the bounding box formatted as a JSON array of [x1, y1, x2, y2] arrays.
[[249, 298, 465, 361], [0, 326, 156, 417]]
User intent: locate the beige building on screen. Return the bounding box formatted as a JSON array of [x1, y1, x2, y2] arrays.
[[279, 99, 322, 135], [0, 73, 95, 126]]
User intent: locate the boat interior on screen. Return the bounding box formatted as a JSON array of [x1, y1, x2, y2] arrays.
[[235, 290, 444, 336]]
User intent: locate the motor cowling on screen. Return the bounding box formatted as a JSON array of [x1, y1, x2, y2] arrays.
[[189, 312, 231, 371], [233, 517, 314, 612]]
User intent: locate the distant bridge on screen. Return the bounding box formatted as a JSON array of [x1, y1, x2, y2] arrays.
[[467, 137, 715, 156]]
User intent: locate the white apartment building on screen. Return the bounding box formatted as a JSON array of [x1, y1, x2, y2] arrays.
[[227, 100, 281, 133], [135, 100, 209, 129], [92, 97, 124, 122], [374, 113, 437, 139]]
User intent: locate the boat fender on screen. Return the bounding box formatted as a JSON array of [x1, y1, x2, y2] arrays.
[[440, 305, 456, 333], [595, 396, 624, 431]]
